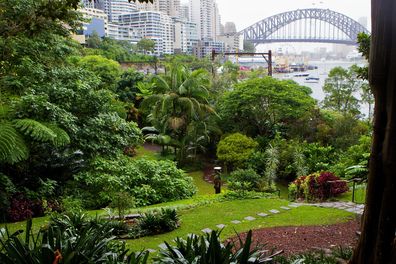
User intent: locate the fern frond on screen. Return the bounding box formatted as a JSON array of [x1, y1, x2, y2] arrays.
[[13, 119, 56, 143], [0, 122, 29, 163], [45, 123, 71, 147]]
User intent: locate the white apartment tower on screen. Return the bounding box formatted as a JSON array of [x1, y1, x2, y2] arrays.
[[136, 0, 180, 17], [101, 0, 137, 21], [180, 3, 190, 21], [212, 2, 222, 39], [189, 0, 214, 40]]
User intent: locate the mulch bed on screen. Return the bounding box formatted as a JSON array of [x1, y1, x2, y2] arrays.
[[143, 143, 162, 152], [229, 219, 360, 256]]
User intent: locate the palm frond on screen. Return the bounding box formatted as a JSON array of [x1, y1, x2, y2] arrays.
[[13, 119, 56, 143], [0, 121, 29, 164], [45, 123, 71, 147]]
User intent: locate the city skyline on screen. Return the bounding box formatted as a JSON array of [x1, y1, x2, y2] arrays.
[[181, 0, 371, 32]]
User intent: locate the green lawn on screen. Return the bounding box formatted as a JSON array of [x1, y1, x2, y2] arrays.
[[125, 198, 354, 251], [338, 183, 367, 204], [189, 171, 215, 196]]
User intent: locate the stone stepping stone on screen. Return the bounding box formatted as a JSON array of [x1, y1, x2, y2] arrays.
[[201, 228, 212, 233], [244, 216, 256, 221], [257, 213, 268, 217], [158, 243, 167, 250], [280, 206, 291, 210], [288, 204, 299, 208], [231, 220, 241, 224], [269, 209, 280, 214], [147, 249, 157, 253], [216, 224, 226, 229]]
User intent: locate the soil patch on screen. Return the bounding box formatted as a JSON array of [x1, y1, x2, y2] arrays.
[[229, 219, 360, 256], [143, 143, 161, 152]]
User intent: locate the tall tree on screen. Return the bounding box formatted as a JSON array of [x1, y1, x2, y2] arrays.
[[137, 38, 156, 55], [142, 64, 215, 163], [351, 1, 396, 263], [322, 66, 361, 115]]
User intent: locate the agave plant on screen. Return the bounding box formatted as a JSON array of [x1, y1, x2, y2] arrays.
[[154, 229, 282, 264]]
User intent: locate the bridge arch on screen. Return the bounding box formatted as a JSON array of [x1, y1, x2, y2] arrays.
[[239, 8, 370, 45]]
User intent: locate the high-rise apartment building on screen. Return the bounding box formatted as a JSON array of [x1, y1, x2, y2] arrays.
[[224, 22, 237, 34], [118, 11, 174, 55], [189, 0, 214, 40], [179, 3, 190, 21], [136, 0, 180, 17], [100, 0, 137, 21]]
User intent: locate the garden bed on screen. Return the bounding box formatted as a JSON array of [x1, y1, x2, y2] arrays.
[[232, 219, 360, 255]]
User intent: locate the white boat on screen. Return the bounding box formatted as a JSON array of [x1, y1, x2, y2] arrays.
[[304, 75, 320, 83]]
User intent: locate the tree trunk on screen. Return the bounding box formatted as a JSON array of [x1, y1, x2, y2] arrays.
[[351, 1, 396, 263]]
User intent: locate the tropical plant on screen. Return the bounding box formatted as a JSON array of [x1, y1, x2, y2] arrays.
[[264, 144, 280, 185], [0, 217, 150, 264], [154, 230, 280, 263], [142, 63, 215, 164], [135, 208, 179, 237]]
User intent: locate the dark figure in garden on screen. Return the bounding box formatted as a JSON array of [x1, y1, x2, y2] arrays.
[[214, 174, 221, 194], [213, 166, 222, 194]]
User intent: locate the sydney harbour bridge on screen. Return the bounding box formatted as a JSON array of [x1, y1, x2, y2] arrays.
[[239, 8, 369, 46]]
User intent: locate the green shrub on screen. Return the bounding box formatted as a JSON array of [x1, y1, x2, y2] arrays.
[[216, 133, 258, 170], [228, 169, 277, 193], [61, 196, 84, 215], [134, 208, 179, 237], [73, 155, 196, 208]]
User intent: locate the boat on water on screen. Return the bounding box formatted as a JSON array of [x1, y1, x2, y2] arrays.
[[304, 75, 320, 83], [294, 73, 310, 77]]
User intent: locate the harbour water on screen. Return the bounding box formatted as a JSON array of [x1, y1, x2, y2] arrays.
[[273, 60, 370, 117]]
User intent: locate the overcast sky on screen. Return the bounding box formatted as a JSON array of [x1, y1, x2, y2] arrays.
[[183, 0, 371, 31]]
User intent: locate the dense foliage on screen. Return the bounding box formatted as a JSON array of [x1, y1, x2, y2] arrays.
[[217, 77, 316, 138], [288, 172, 349, 201], [216, 133, 258, 170], [73, 156, 196, 208]]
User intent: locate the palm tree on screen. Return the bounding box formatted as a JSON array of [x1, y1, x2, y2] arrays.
[[142, 63, 215, 164]]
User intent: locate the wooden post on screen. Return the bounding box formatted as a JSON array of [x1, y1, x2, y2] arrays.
[[268, 50, 272, 76]]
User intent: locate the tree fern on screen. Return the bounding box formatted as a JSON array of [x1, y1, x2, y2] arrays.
[[45, 123, 70, 147], [0, 122, 29, 163], [13, 119, 57, 143]]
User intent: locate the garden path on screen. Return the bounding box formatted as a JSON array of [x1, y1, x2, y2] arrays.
[[302, 201, 365, 215]]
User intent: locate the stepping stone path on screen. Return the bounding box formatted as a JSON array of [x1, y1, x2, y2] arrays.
[[257, 213, 268, 217], [280, 206, 291, 210], [147, 249, 157, 253], [269, 209, 280, 214], [201, 228, 212, 233], [216, 224, 226, 229], [297, 201, 365, 215], [288, 204, 300, 208], [231, 220, 241, 224], [244, 216, 256, 221]]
